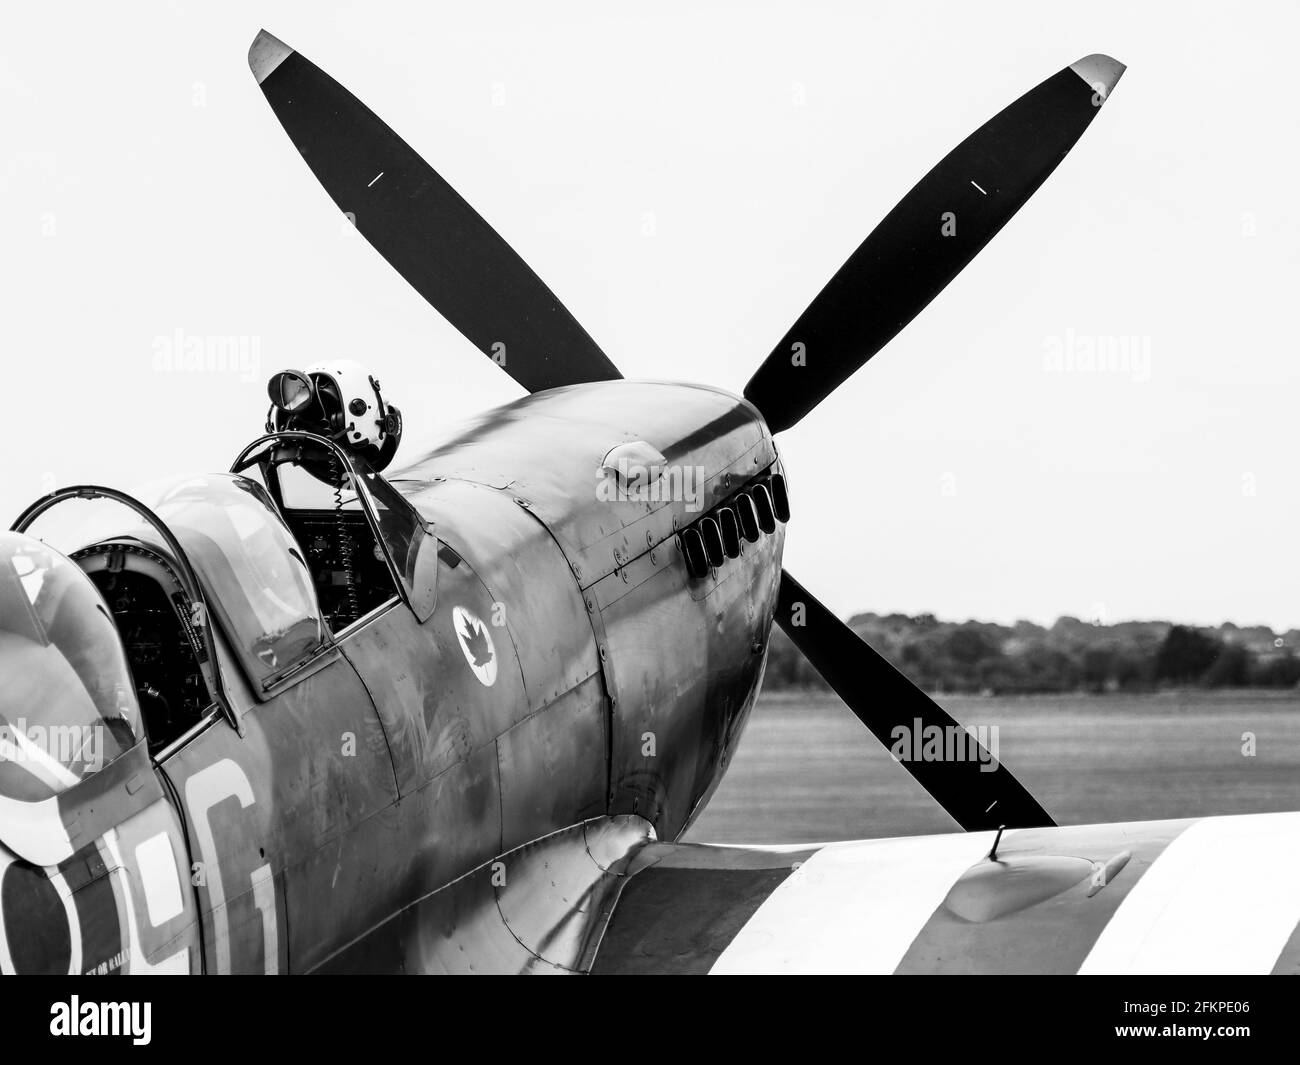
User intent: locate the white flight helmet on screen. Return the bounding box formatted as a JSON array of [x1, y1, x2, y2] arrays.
[[266, 358, 403, 471], [305, 358, 387, 449]]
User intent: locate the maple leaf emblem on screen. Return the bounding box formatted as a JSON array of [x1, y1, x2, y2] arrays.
[[459, 615, 494, 668]]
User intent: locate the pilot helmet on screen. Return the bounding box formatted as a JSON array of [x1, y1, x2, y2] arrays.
[[305, 358, 388, 450], [266, 358, 403, 470]]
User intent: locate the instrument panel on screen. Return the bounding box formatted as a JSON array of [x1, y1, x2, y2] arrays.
[[282, 510, 395, 630]]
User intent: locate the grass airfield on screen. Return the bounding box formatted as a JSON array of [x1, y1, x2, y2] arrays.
[[685, 689, 1300, 843]]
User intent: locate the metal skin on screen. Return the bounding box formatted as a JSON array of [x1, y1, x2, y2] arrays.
[[0, 381, 784, 974]]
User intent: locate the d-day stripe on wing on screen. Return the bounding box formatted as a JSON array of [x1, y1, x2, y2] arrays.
[[1078, 811, 1300, 975], [892, 818, 1191, 974], [710, 830, 995, 974]]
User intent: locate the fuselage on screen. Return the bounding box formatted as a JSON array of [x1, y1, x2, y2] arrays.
[[0, 380, 786, 973]]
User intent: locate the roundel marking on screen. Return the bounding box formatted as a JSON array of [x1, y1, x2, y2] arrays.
[[452, 605, 497, 687], [0, 854, 82, 975]]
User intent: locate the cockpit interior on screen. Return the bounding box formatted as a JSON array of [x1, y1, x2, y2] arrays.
[[72, 542, 210, 757], [278, 508, 394, 632]]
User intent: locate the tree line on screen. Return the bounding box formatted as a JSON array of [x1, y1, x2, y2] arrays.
[[764, 612, 1300, 694]]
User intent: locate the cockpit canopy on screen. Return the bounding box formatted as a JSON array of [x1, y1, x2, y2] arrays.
[[24, 474, 329, 694], [0, 532, 139, 801], [144, 474, 327, 686], [9, 434, 436, 764]]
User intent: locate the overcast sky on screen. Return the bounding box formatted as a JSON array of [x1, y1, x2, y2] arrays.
[[2, 1, 1297, 631]]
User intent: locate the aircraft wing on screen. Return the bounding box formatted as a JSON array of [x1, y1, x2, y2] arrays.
[[588, 812, 1300, 975]]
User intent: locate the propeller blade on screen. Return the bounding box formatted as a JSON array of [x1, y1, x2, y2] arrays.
[[776, 570, 1054, 831], [248, 30, 621, 393], [745, 55, 1124, 433]]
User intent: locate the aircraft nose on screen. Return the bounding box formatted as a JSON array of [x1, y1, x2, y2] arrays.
[[0, 847, 78, 975]]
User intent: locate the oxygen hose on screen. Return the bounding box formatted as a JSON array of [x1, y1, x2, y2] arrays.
[[328, 449, 360, 625]]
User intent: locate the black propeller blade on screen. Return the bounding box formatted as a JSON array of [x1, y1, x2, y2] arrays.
[[745, 55, 1124, 433], [248, 30, 621, 393], [776, 570, 1054, 831]]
